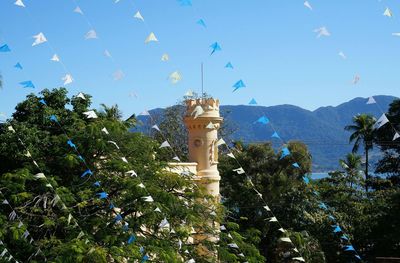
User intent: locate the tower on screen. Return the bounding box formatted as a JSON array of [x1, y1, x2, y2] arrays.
[[183, 98, 223, 199]]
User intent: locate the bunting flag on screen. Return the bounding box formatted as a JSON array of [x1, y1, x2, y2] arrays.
[[159, 218, 170, 229], [314, 27, 330, 38], [177, 0, 192, 6], [85, 30, 98, 40], [51, 54, 60, 62], [62, 74, 73, 85], [216, 138, 226, 146], [374, 114, 389, 129], [352, 74, 360, 85], [14, 63, 23, 70], [197, 19, 206, 28], [138, 110, 150, 116], [154, 207, 161, 213], [152, 125, 160, 131], [0, 44, 11, 52], [279, 237, 292, 243], [248, 98, 257, 105], [280, 147, 291, 159], [227, 153, 235, 159], [121, 157, 128, 163], [304, 1, 312, 10], [338, 51, 347, 59], [32, 32, 47, 46], [303, 176, 310, 184], [74, 6, 83, 15], [344, 245, 355, 251], [67, 140, 77, 149], [34, 173, 46, 179], [127, 235, 136, 244], [126, 170, 137, 177], [161, 53, 169, 61], [101, 127, 109, 134], [292, 163, 300, 168], [232, 80, 246, 92], [185, 90, 194, 97], [228, 243, 239, 249], [81, 169, 93, 178], [160, 141, 171, 148], [103, 49, 112, 58], [268, 217, 278, 222], [393, 132, 400, 141], [225, 62, 234, 69], [14, 0, 25, 7], [319, 202, 328, 210], [271, 132, 281, 139], [292, 257, 305, 262], [97, 192, 108, 199], [83, 110, 98, 119], [169, 71, 182, 84], [138, 183, 145, 189], [278, 228, 285, 233], [145, 32, 158, 44], [134, 11, 144, 21], [383, 7, 393, 18], [233, 167, 245, 174], [191, 105, 204, 119], [19, 80, 35, 88], [366, 96, 376, 104], [108, 141, 120, 149], [172, 156, 181, 162], [333, 225, 342, 233], [142, 196, 154, 202], [210, 42, 221, 55], [206, 122, 215, 129], [113, 70, 124, 81], [93, 181, 100, 187], [255, 116, 269, 124], [77, 92, 86, 100], [39, 99, 47, 105]]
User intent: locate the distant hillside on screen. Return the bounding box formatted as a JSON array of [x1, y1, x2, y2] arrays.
[[133, 95, 398, 172]]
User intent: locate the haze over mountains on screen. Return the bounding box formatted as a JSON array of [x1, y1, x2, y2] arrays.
[[135, 95, 397, 171]]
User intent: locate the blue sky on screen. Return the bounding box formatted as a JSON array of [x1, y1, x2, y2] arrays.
[[0, 0, 399, 119]]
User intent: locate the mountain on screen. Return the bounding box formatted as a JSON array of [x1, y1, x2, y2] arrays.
[[133, 95, 397, 172]]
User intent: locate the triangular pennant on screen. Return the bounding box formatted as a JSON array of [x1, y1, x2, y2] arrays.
[[126, 170, 137, 177], [62, 74, 73, 85], [76, 92, 86, 100], [197, 19, 206, 28], [32, 32, 47, 46], [191, 105, 204, 119], [216, 138, 226, 147], [14, 0, 25, 7], [152, 125, 160, 131], [366, 96, 376, 104], [304, 1, 312, 10], [233, 167, 245, 174], [374, 114, 389, 129], [104, 49, 112, 58], [161, 53, 169, 61], [338, 51, 347, 59], [383, 7, 393, 18], [134, 11, 144, 21], [145, 32, 158, 43], [169, 71, 182, 84], [227, 153, 235, 159], [160, 141, 171, 148], [248, 98, 257, 105], [0, 44, 11, 52], [74, 6, 83, 15], [50, 54, 60, 62], [271, 132, 281, 139], [14, 63, 23, 70], [101, 127, 109, 134], [19, 81, 35, 89], [210, 42, 221, 55], [83, 110, 98, 119], [393, 132, 400, 141], [232, 80, 246, 92], [225, 62, 234, 69], [279, 237, 292, 243], [85, 30, 98, 40]]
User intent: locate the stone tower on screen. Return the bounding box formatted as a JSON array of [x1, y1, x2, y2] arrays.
[[183, 98, 223, 199]]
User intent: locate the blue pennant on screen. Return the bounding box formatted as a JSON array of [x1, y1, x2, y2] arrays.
[[49, 115, 58, 122], [197, 19, 206, 28], [319, 202, 328, 210], [139, 246, 145, 254], [248, 98, 257, 105], [0, 44, 11, 52], [123, 223, 129, 231], [97, 192, 108, 199], [109, 203, 115, 209], [78, 155, 85, 162], [225, 62, 234, 69], [141, 255, 149, 262], [333, 225, 342, 233], [210, 42, 221, 55], [341, 234, 349, 241], [355, 255, 361, 260], [19, 81, 35, 89], [292, 162, 300, 168], [39, 99, 47, 105], [303, 176, 310, 184], [255, 116, 269, 124], [280, 147, 291, 159], [93, 181, 100, 187], [14, 63, 23, 70], [232, 80, 246, 92], [81, 169, 93, 178], [127, 235, 136, 244], [67, 139, 77, 149], [344, 245, 355, 252], [177, 0, 192, 6], [115, 214, 123, 222], [271, 132, 280, 139]]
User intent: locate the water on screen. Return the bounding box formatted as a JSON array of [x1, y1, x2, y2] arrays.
[[311, 173, 329, 180]]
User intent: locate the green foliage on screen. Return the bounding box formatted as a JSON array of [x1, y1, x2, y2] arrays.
[[0, 88, 220, 262]]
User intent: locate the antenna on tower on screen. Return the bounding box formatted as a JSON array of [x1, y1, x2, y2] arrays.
[[201, 62, 204, 101]]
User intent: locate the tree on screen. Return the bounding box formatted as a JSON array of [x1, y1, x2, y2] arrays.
[[375, 99, 400, 185], [0, 88, 223, 262], [345, 114, 376, 192], [339, 153, 363, 190]]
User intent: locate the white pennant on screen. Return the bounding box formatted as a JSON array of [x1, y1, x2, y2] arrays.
[[314, 27, 330, 38], [62, 74, 74, 85], [233, 167, 245, 174], [279, 237, 292, 243], [292, 257, 306, 262], [7, 126, 16, 133], [108, 141, 120, 149], [216, 138, 226, 147], [366, 96, 376, 104], [138, 110, 150, 116], [68, 214, 72, 225], [2, 200, 9, 205], [142, 196, 154, 202], [185, 90, 194, 97], [134, 11, 144, 21], [24, 151, 31, 157], [101, 127, 109, 134], [375, 114, 389, 129], [227, 153, 235, 159], [154, 207, 162, 213], [74, 6, 83, 15], [51, 54, 60, 62], [173, 156, 181, 162], [83, 110, 98, 119], [121, 157, 128, 163], [77, 92, 86, 100], [383, 7, 393, 18], [393, 132, 400, 141], [159, 218, 170, 229], [304, 1, 312, 10], [338, 51, 347, 59], [9, 211, 17, 221], [126, 170, 137, 177], [14, 0, 25, 8], [34, 173, 46, 179], [32, 32, 47, 46], [191, 105, 204, 119], [161, 53, 169, 61], [160, 141, 171, 148], [0, 248, 7, 257], [152, 125, 160, 131], [169, 71, 182, 84], [85, 29, 98, 40], [138, 183, 146, 189], [264, 205, 271, 211], [145, 32, 158, 44], [268, 217, 278, 222], [228, 243, 239, 249], [206, 122, 215, 129]]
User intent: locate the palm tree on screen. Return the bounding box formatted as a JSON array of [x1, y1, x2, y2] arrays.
[[339, 153, 362, 190], [345, 114, 376, 192]]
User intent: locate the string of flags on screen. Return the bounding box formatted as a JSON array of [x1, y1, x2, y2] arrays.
[[0, 241, 19, 263]]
